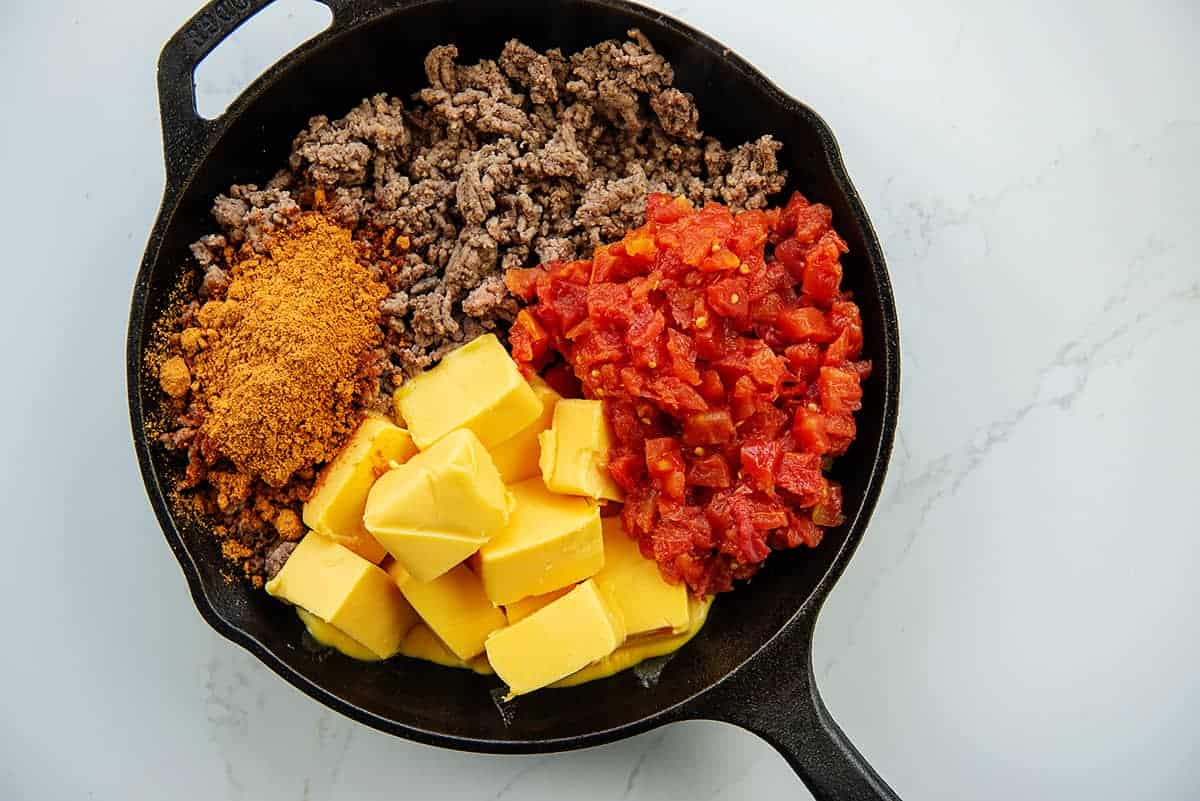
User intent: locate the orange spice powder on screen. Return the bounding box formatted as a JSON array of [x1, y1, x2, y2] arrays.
[[185, 213, 387, 487]]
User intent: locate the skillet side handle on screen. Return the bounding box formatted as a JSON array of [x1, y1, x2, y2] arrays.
[[156, 0, 281, 190], [684, 610, 901, 801]]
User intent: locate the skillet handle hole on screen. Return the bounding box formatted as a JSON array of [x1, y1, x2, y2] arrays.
[[193, 0, 333, 120]]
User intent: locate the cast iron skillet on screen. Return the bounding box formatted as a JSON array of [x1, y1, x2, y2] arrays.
[[127, 1, 902, 798]]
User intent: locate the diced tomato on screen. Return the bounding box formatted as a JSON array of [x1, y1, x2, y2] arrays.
[[646, 375, 708, 414], [619, 366, 646, 397], [771, 512, 823, 549], [740, 439, 783, 493], [713, 344, 751, 382], [812, 482, 844, 527], [587, 283, 632, 325], [776, 307, 836, 343], [748, 260, 792, 300], [697, 369, 725, 404], [732, 209, 771, 255], [508, 309, 550, 368], [747, 342, 786, 390], [706, 276, 750, 321], [774, 237, 807, 278], [824, 326, 862, 365], [622, 486, 658, 535], [687, 453, 732, 488], [693, 314, 726, 360], [627, 307, 666, 351], [700, 248, 741, 273], [729, 498, 771, 563], [824, 413, 857, 456], [801, 232, 846, 305], [785, 342, 822, 380], [740, 405, 789, 440], [774, 191, 810, 239], [749, 291, 786, 324], [536, 278, 589, 332], [748, 499, 789, 531], [679, 225, 717, 266], [504, 266, 546, 301], [607, 452, 645, 492], [817, 367, 863, 415], [829, 299, 862, 331], [666, 286, 699, 329], [646, 192, 693, 224], [730, 375, 758, 422], [650, 514, 692, 566], [788, 202, 833, 246], [682, 409, 736, 446], [666, 329, 701, 385], [606, 399, 645, 441], [776, 452, 825, 505], [646, 437, 686, 500], [624, 230, 657, 261], [793, 407, 830, 455], [574, 327, 625, 367]]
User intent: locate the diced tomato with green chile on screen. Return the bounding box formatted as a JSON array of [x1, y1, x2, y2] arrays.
[[509, 193, 868, 595]]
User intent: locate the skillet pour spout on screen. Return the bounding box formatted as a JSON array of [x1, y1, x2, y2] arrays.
[[129, 1, 901, 798]]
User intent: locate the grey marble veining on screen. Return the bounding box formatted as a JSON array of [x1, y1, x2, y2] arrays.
[[2, 1, 1198, 799]]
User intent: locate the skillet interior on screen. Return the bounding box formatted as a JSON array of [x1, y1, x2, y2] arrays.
[[130, 0, 896, 750]]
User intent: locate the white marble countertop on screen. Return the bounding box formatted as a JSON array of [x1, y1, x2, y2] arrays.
[[3, 0, 1198, 798]]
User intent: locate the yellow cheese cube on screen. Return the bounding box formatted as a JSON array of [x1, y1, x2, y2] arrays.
[[475, 478, 604, 606], [593, 517, 690, 637], [393, 334, 541, 450], [266, 533, 417, 658], [485, 579, 625, 697], [537, 399, 623, 501], [398, 623, 494, 675], [487, 377, 561, 483], [386, 561, 507, 661], [503, 585, 573, 625], [364, 428, 511, 582], [552, 595, 713, 688], [296, 608, 382, 662], [302, 414, 417, 563]]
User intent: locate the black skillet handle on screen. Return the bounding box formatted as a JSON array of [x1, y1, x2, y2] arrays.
[[155, 0, 393, 191], [681, 605, 901, 800]]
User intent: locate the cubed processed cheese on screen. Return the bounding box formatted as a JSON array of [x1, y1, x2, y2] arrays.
[[485, 579, 625, 697], [302, 414, 417, 563], [593, 517, 690, 637], [364, 428, 511, 582], [503, 585, 573, 625], [393, 334, 541, 450], [538, 399, 623, 501], [386, 561, 507, 661], [266, 533, 417, 658], [487, 377, 561, 483], [474, 478, 603, 606], [296, 608, 382, 662], [398, 623, 494, 675]]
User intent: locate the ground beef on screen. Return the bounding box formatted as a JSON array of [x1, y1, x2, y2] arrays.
[[162, 32, 787, 582], [265, 541, 298, 581]]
